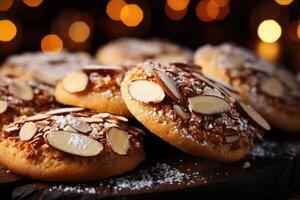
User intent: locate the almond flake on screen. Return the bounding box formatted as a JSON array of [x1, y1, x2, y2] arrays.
[[239, 102, 271, 130], [107, 127, 129, 155], [244, 62, 273, 75], [78, 117, 103, 123], [12, 79, 34, 101], [19, 122, 37, 141], [128, 80, 165, 103], [0, 100, 8, 114], [33, 68, 60, 86], [153, 69, 182, 101], [225, 135, 240, 143], [173, 104, 189, 120], [82, 65, 122, 73], [62, 71, 88, 93], [141, 63, 153, 76], [260, 77, 284, 98], [188, 95, 230, 114], [47, 131, 103, 157], [26, 114, 50, 122], [66, 115, 92, 133], [3, 126, 19, 133], [45, 107, 84, 115], [276, 69, 298, 91], [202, 86, 222, 97], [91, 113, 111, 119]]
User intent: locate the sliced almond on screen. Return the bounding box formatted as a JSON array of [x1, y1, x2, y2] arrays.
[[107, 127, 129, 155], [225, 135, 240, 143], [239, 102, 271, 130], [153, 69, 182, 102], [3, 126, 19, 133], [112, 115, 128, 122], [128, 80, 165, 103], [19, 122, 37, 141], [260, 77, 284, 98], [12, 79, 33, 101], [0, 100, 8, 114], [45, 107, 84, 115], [141, 63, 154, 76], [78, 117, 104, 123], [62, 71, 88, 93], [47, 131, 103, 157], [33, 68, 60, 86], [26, 114, 50, 122], [188, 95, 230, 114], [91, 113, 128, 122], [244, 62, 274, 75], [82, 65, 122, 73], [202, 86, 222, 97], [276, 69, 299, 91], [66, 115, 92, 133], [173, 104, 189, 120]]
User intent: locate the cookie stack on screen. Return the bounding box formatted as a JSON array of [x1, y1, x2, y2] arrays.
[[0, 38, 298, 182]]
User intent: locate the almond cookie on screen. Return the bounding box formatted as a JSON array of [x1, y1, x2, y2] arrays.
[[0, 51, 95, 86], [0, 108, 144, 181], [194, 43, 300, 132], [121, 61, 268, 162], [96, 38, 193, 66], [0, 76, 57, 129], [55, 65, 131, 116]]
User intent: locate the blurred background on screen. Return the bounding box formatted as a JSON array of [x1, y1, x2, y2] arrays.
[[0, 0, 299, 72]]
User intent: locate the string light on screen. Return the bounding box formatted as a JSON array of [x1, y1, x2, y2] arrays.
[[165, 4, 187, 21], [257, 20, 281, 43], [41, 34, 63, 53], [68, 21, 90, 43], [106, 0, 126, 21], [0, 0, 13, 11], [256, 41, 280, 62], [120, 4, 143, 27], [274, 0, 293, 6], [167, 0, 189, 11], [0, 20, 17, 42]]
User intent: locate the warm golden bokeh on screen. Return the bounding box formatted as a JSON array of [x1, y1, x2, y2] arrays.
[[167, 0, 189, 11], [216, 4, 230, 20], [274, 0, 293, 6], [41, 34, 63, 53], [165, 4, 187, 21], [206, 0, 219, 19], [212, 0, 229, 7], [0, 0, 13, 11], [23, 0, 43, 7], [68, 21, 90, 43], [196, 0, 218, 22], [106, 0, 127, 21], [297, 23, 300, 40], [258, 20, 282, 43], [120, 4, 143, 27], [0, 20, 17, 42], [256, 41, 280, 62]]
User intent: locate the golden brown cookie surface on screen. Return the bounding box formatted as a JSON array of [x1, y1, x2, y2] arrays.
[[96, 38, 193, 66], [194, 43, 300, 131], [0, 108, 144, 181], [121, 61, 267, 162], [55, 65, 131, 116]]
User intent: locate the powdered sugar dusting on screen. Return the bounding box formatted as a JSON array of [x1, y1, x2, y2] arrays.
[[68, 134, 88, 149]]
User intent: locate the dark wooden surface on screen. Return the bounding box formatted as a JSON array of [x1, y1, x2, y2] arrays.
[[1, 133, 300, 200]]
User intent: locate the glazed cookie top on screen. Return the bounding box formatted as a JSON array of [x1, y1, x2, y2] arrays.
[[2, 51, 95, 86], [2, 107, 144, 158], [0, 77, 57, 117], [197, 43, 300, 114], [124, 61, 268, 150], [98, 38, 193, 65], [61, 65, 125, 98]]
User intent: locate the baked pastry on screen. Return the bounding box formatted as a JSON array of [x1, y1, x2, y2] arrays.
[[194, 43, 300, 132], [96, 38, 193, 66], [0, 107, 145, 181], [0, 76, 57, 129], [55, 65, 131, 116], [0, 51, 95, 86], [121, 61, 268, 162]]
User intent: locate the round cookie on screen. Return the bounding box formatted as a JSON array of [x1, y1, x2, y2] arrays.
[[96, 38, 193, 66], [55, 65, 131, 116], [0, 107, 145, 181], [0, 51, 95, 86], [0, 76, 58, 129], [121, 61, 268, 162], [194, 43, 300, 132]]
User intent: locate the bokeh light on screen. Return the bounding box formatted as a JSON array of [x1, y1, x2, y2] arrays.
[[216, 4, 230, 20], [257, 20, 282, 43], [106, 0, 127, 21], [120, 4, 143, 27], [167, 0, 189, 11], [23, 0, 43, 7], [256, 41, 280, 62], [196, 0, 219, 22], [0, 0, 13, 11], [0, 20, 17, 42], [212, 0, 229, 7], [68, 21, 90, 43], [41, 34, 63, 53], [207, 0, 219, 19], [165, 3, 187, 20], [274, 0, 293, 6], [297, 23, 300, 40]]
